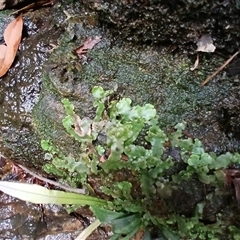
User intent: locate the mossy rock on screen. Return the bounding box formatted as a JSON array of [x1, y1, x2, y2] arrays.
[[30, 2, 240, 238], [82, 0, 240, 52], [0, 3, 68, 168], [32, 1, 235, 158]]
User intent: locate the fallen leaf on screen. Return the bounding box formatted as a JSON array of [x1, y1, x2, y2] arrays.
[[4, 14, 23, 47], [233, 178, 240, 204], [196, 34, 216, 53], [0, 14, 23, 77], [0, 0, 5, 10], [224, 169, 240, 204], [0, 45, 7, 67], [76, 36, 102, 58]]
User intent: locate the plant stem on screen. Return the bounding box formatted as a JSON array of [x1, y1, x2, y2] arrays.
[[75, 219, 102, 240], [17, 164, 86, 194]]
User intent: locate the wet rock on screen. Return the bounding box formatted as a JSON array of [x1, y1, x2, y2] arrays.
[[0, 157, 110, 239], [33, 1, 234, 159], [1, 0, 240, 239], [0, 192, 110, 239], [166, 177, 206, 216], [81, 0, 240, 52], [228, 58, 240, 76], [185, 82, 240, 154], [0, 192, 84, 239], [217, 86, 240, 139], [202, 191, 234, 224], [30, 4, 240, 238], [0, 6, 63, 167]]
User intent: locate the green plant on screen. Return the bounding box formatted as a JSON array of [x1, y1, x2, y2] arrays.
[[42, 86, 240, 239], [2, 86, 240, 239]]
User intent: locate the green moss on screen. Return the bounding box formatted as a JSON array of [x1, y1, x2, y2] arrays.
[[32, 2, 234, 162]]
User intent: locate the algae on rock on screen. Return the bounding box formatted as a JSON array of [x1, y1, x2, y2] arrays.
[[32, 1, 233, 159]]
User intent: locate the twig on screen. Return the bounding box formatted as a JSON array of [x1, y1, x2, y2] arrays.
[[200, 51, 239, 87], [10, 0, 55, 15], [17, 164, 86, 194]]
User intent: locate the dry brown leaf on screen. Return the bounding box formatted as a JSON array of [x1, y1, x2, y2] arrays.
[[0, 14, 23, 77], [76, 36, 102, 58], [223, 169, 240, 204], [233, 178, 240, 204], [4, 14, 23, 47], [0, 45, 7, 67]]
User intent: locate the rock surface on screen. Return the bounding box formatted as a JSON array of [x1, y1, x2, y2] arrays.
[[82, 0, 240, 52], [1, 0, 240, 239]]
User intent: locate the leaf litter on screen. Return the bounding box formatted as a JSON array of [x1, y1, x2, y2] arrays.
[[196, 34, 216, 53], [0, 14, 23, 77], [190, 34, 238, 86], [75, 36, 102, 62]]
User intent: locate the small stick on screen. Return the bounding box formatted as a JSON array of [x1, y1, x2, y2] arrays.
[[200, 51, 239, 87], [10, 0, 54, 15], [17, 164, 86, 194]]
